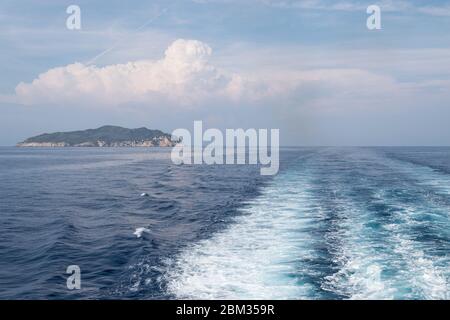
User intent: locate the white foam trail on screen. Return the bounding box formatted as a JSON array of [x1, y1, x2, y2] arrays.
[[393, 236, 448, 299], [381, 156, 449, 299], [165, 168, 320, 299], [323, 151, 449, 300], [165, 154, 396, 300], [385, 208, 449, 300], [321, 196, 398, 299], [164, 149, 450, 300], [134, 227, 150, 238]]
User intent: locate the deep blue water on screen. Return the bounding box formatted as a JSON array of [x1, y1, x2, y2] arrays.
[[0, 147, 448, 299]]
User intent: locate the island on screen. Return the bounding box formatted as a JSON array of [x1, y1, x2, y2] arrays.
[[17, 125, 178, 147]]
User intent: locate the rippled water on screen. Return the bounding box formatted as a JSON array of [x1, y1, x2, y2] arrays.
[[0, 147, 448, 299]]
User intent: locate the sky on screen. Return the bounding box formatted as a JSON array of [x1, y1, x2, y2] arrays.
[[1, 0, 450, 146]]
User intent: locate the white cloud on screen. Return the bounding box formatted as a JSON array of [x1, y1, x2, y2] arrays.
[[12, 38, 444, 115], [418, 5, 450, 17], [195, 0, 450, 16], [15, 39, 243, 107], [196, 0, 411, 12], [15, 39, 233, 105]]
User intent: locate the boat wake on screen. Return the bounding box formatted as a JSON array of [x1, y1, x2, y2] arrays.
[[165, 148, 449, 299]]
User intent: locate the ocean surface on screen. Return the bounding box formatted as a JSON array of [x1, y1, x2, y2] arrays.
[[0, 147, 448, 300]]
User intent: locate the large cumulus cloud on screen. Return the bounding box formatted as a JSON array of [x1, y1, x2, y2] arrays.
[[13, 38, 412, 112], [15, 39, 247, 107]]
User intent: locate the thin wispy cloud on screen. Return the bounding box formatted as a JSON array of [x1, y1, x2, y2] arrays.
[[418, 5, 450, 17], [195, 0, 450, 16]]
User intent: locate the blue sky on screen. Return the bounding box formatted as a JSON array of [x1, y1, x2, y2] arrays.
[[1, 0, 450, 145]]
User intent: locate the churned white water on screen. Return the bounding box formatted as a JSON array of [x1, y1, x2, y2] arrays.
[[165, 149, 449, 300]]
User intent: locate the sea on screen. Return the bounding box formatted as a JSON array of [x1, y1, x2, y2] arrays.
[[0, 147, 448, 299]]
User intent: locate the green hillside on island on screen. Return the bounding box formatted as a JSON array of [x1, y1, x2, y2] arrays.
[[17, 125, 177, 147]]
